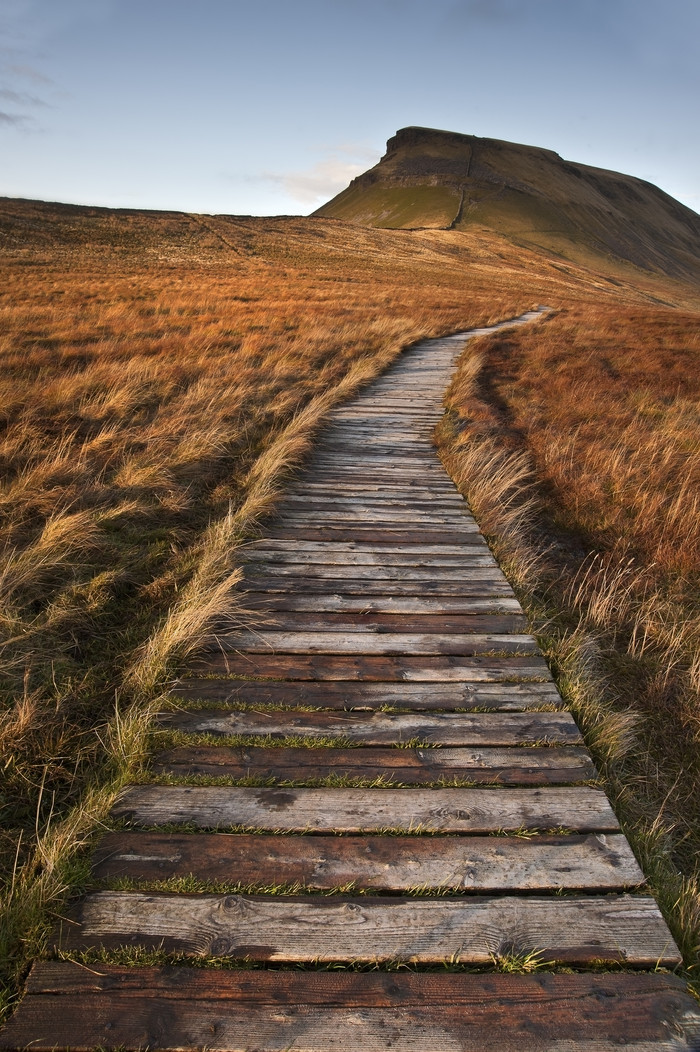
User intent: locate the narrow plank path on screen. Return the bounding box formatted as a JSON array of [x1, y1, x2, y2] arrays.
[[3, 310, 699, 1050]]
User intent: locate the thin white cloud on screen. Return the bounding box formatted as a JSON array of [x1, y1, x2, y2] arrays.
[[263, 145, 379, 206]]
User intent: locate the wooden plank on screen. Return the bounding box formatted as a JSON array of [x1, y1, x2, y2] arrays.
[[241, 565, 506, 581], [188, 652, 550, 681], [307, 456, 443, 467], [305, 463, 453, 474], [239, 577, 515, 596], [160, 709, 580, 743], [280, 495, 467, 508], [8, 967, 700, 1052], [304, 473, 459, 485], [92, 831, 640, 890], [208, 631, 537, 656], [235, 612, 529, 633], [287, 484, 463, 497], [243, 541, 491, 554], [276, 512, 476, 524], [261, 528, 482, 543], [6, 967, 699, 1052], [243, 550, 496, 565], [54, 892, 679, 967], [243, 593, 524, 614], [170, 679, 564, 710], [112, 785, 617, 833], [152, 744, 596, 784]]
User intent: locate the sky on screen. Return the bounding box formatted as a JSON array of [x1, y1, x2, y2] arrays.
[[1, 0, 699, 216]]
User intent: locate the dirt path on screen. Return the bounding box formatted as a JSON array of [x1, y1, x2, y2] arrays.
[[3, 310, 698, 1050]]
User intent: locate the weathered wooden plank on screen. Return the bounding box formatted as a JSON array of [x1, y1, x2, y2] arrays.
[[112, 785, 616, 833], [242, 567, 509, 584], [160, 708, 579, 743], [261, 528, 482, 543], [243, 550, 496, 565], [170, 678, 563, 710], [234, 612, 529, 634], [312, 446, 445, 456], [7, 965, 699, 1052], [308, 457, 443, 468], [305, 464, 453, 474], [281, 495, 467, 508], [54, 892, 679, 966], [277, 512, 475, 524], [208, 630, 537, 656], [240, 577, 515, 597], [286, 485, 463, 498], [244, 540, 490, 554], [242, 565, 507, 582], [6, 966, 699, 1052], [189, 652, 550, 681], [243, 593, 524, 614], [93, 831, 640, 890], [304, 473, 460, 486], [152, 743, 595, 784]]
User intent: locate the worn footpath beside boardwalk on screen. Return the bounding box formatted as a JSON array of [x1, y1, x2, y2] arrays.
[[3, 310, 700, 1050]]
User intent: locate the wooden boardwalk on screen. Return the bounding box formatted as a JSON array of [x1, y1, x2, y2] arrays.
[[3, 311, 700, 1050]]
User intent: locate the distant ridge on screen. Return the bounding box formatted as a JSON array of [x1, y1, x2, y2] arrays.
[[315, 126, 700, 279]]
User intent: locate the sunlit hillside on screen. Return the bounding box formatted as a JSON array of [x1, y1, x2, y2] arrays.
[[316, 126, 700, 282]]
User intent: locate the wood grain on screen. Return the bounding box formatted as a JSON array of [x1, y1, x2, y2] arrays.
[[54, 891, 680, 966], [169, 678, 563, 710], [188, 651, 550, 681], [5, 964, 697, 1052], [208, 630, 537, 655], [112, 785, 618, 833], [160, 708, 581, 744], [92, 831, 641, 890], [235, 611, 530, 633], [152, 743, 596, 784]]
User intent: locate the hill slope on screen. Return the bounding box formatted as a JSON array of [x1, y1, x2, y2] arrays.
[[315, 126, 700, 280]]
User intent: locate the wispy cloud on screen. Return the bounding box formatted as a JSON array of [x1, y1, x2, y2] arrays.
[[0, 109, 26, 125], [0, 87, 47, 107], [263, 145, 379, 206], [8, 63, 53, 85]]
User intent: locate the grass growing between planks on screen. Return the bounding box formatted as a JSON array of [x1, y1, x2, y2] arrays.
[[436, 303, 700, 981]]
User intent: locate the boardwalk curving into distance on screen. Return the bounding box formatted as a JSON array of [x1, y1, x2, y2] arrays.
[[3, 310, 700, 1050]]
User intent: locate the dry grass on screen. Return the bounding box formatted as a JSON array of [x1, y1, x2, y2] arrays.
[[437, 305, 700, 974]]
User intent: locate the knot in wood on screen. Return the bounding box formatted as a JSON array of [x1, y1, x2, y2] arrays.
[[222, 895, 244, 912]]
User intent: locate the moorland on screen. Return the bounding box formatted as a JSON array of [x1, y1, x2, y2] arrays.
[[1, 127, 700, 1013]]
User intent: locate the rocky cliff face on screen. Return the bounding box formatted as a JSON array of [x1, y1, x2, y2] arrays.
[[315, 127, 700, 280]]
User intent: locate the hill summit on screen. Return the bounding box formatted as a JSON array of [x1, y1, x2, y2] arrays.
[[315, 126, 700, 279]]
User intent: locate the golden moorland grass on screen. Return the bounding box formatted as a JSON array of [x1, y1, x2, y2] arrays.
[[1, 198, 699, 1012], [437, 304, 700, 973]]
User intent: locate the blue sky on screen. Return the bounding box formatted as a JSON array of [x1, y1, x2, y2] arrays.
[[1, 0, 699, 215]]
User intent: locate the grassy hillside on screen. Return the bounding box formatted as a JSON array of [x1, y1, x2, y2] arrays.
[[316, 126, 700, 281], [1, 191, 699, 1013]]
